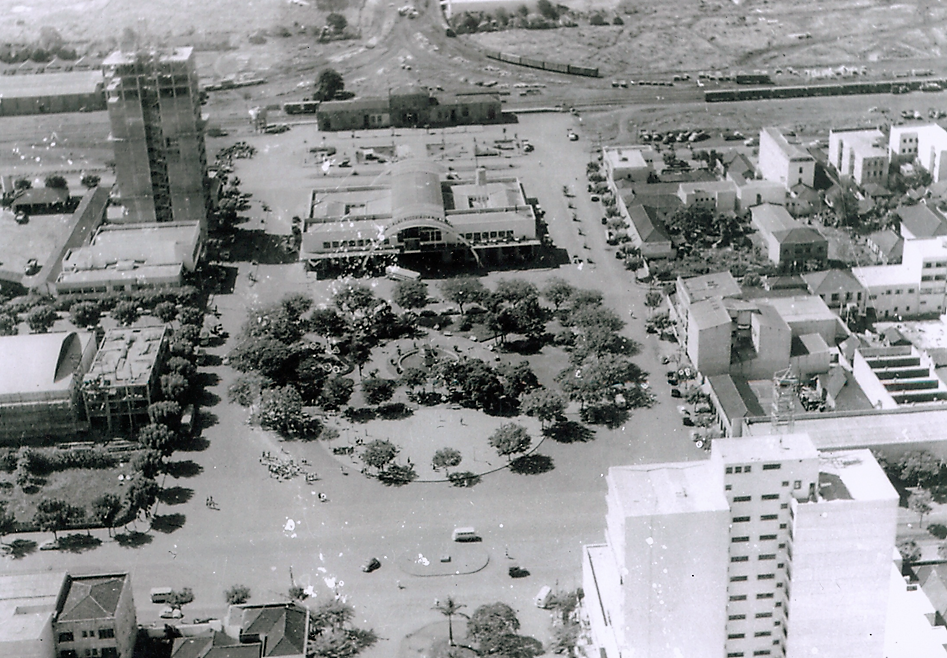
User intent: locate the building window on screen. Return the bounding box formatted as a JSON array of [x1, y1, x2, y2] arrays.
[[760, 514, 778, 521], [101, 650, 118, 658], [734, 496, 751, 502], [730, 615, 747, 621], [756, 612, 773, 619], [731, 575, 748, 582], [762, 463, 781, 470], [779, 523, 787, 529], [793, 481, 801, 489], [728, 654, 745, 658], [733, 536, 750, 543], [760, 534, 777, 541], [780, 503, 788, 509], [725, 484, 732, 491], [731, 556, 749, 563], [745, 466, 751, 473], [755, 632, 772, 637], [759, 554, 776, 561], [753, 651, 772, 656], [733, 516, 751, 523], [728, 633, 746, 640], [757, 592, 774, 599], [323, 242, 331, 250], [60, 652, 79, 658], [758, 573, 776, 580], [726, 467, 733, 474], [761, 494, 779, 500], [59, 632, 75, 643], [735, 466, 742, 473], [782, 481, 789, 487], [98, 628, 115, 639], [730, 594, 747, 601]]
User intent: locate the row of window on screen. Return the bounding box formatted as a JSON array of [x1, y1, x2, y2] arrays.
[[726, 649, 777, 656], [730, 592, 781, 602], [322, 239, 375, 250], [59, 649, 118, 658], [729, 612, 774, 621], [728, 632, 773, 639], [59, 629, 115, 642], [922, 261, 947, 269], [921, 275, 947, 282], [462, 230, 515, 242]]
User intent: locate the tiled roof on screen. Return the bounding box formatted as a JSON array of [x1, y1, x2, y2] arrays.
[[57, 575, 126, 621]]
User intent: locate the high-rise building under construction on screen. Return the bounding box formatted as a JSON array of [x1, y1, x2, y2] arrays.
[[103, 48, 209, 225]]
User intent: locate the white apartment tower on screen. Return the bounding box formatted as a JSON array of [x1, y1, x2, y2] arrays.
[[583, 433, 898, 658], [103, 48, 209, 225]]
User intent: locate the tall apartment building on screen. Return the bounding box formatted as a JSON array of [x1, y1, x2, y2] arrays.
[[103, 48, 209, 225], [583, 433, 898, 658], [758, 128, 815, 190], [889, 124, 947, 182], [828, 128, 889, 186]]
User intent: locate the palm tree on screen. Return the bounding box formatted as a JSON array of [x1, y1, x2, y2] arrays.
[[434, 596, 468, 647]]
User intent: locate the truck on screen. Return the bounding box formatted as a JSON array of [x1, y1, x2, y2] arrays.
[[385, 265, 421, 281]]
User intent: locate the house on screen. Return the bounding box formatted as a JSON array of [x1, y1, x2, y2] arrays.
[[758, 127, 815, 189], [727, 171, 787, 211], [854, 236, 947, 318], [11, 187, 69, 215], [224, 603, 309, 658], [676, 180, 738, 213], [866, 229, 903, 265], [750, 203, 828, 271], [171, 631, 262, 658], [623, 203, 674, 259], [896, 203, 947, 240], [802, 269, 867, 316], [602, 146, 656, 184], [828, 128, 889, 186]]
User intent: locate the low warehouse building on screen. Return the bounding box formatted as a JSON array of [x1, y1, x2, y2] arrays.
[[316, 89, 502, 131], [0, 70, 105, 116]]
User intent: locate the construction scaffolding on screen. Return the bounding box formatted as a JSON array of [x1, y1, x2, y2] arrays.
[[771, 367, 798, 432]]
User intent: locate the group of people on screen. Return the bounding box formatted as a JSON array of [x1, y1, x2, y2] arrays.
[[205, 496, 218, 509]]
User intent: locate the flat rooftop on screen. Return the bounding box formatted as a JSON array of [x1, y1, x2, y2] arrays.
[[449, 179, 524, 210], [603, 146, 653, 169], [0, 70, 103, 98], [815, 449, 897, 502], [691, 297, 732, 329], [83, 326, 166, 387], [762, 126, 813, 161], [310, 187, 392, 222], [0, 571, 66, 644], [832, 128, 887, 157], [852, 264, 916, 288], [608, 461, 729, 517], [713, 432, 819, 464], [680, 271, 742, 304], [756, 295, 837, 324]]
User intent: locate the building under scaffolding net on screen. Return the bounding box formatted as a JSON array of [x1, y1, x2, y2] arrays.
[[81, 327, 168, 433], [0, 332, 98, 443], [103, 48, 209, 226], [771, 367, 798, 432]]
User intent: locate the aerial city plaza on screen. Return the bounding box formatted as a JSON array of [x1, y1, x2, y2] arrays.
[[6, 0, 947, 657]]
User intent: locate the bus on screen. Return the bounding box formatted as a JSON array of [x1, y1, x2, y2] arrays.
[[385, 265, 421, 281]]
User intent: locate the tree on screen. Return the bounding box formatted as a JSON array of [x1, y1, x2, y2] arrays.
[[536, 0, 559, 19], [401, 366, 428, 391], [90, 493, 123, 537], [167, 588, 195, 609], [333, 283, 376, 318], [138, 423, 178, 457], [27, 305, 57, 333], [434, 596, 467, 646], [0, 501, 16, 545], [312, 598, 355, 631], [494, 279, 539, 307], [178, 306, 205, 326], [571, 304, 624, 333], [326, 12, 347, 32], [361, 377, 395, 405], [322, 376, 355, 411], [897, 538, 922, 564], [520, 388, 566, 428], [589, 12, 607, 25], [112, 301, 140, 326], [0, 313, 17, 336], [44, 174, 68, 190], [393, 280, 429, 310], [176, 324, 202, 345], [498, 361, 540, 400], [542, 277, 574, 311], [80, 174, 101, 189], [340, 332, 374, 378], [488, 423, 532, 462], [315, 68, 345, 101], [557, 356, 646, 410], [229, 337, 294, 380], [468, 602, 521, 644], [570, 288, 604, 309], [131, 450, 165, 479], [166, 356, 197, 381], [225, 585, 251, 605], [149, 400, 182, 429], [898, 450, 943, 488], [161, 373, 191, 404], [70, 301, 101, 328], [294, 356, 329, 404], [125, 475, 159, 520], [910, 490, 934, 528], [432, 448, 462, 475], [309, 307, 347, 338], [34, 497, 82, 541], [361, 439, 398, 472], [254, 385, 308, 435], [644, 290, 663, 317], [834, 184, 860, 228], [154, 301, 178, 323], [309, 599, 378, 658], [439, 277, 488, 314], [228, 372, 273, 406]]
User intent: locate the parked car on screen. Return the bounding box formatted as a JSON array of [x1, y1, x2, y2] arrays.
[[362, 557, 382, 573], [670, 388, 682, 398], [14, 211, 28, 224]]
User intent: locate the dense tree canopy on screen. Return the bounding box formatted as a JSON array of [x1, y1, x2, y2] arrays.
[[439, 277, 488, 314]]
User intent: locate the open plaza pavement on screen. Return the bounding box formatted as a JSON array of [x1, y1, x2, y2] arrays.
[[5, 112, 705, 655]]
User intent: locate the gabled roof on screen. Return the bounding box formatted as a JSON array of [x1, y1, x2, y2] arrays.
[[171, 632, 262, 658], [11, 187, 69, 208], [862, 183, 892, 198], [802, 269, 864, 296], [897, 204, 947, 239], [627, 204, 669, 243], [230, 604, 308, 657], [722, 152, 755, 178], [57, 575, 127, 622], [868, 229, 904, 261], [751, 203, 826, 245]]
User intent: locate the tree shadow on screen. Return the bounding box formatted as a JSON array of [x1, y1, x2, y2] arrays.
[[58, 533, 102, 554], [581, 403, 630, 429], [158, 486, 194, 505], [4, 538, 37, 559], [342, 407, 377, 423], [178, 436, 211, 452], [199, 390, 222, 407], [930, 484, 947, 505], [509, 454, 555, 475], [448, 472, 482, 488], [376, 402, 413, 420], [199, 372, 221, 388], [151, 513, 186, 534], [196, 410, 219, 431], [115, 531, 153, 548], [543, 420, 595, 444], [164, 460, 204, 478]]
